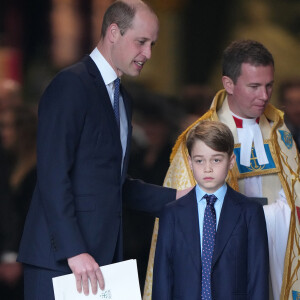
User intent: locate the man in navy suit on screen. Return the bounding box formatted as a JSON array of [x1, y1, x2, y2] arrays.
[[17, 1, 182, 299], [153, 120, 269, 300]]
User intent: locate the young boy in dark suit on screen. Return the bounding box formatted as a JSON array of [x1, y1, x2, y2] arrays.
[[152, 120, 269, 300]]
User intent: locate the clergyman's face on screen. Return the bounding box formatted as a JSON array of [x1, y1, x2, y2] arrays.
[[111, 9, 159, 77], [225, 63, 274, 119]]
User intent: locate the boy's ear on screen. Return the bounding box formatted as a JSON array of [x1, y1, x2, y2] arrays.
[[229, 153, 236, 170], [188, 155, 193, 171], [222, 76, 234, 95]]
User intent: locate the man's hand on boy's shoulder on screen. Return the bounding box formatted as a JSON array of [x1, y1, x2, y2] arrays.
[[176, 187, 193, 200]]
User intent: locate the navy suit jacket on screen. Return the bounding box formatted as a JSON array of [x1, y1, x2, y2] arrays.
[[17, 56, 175, 272], [153, 185, 269, 300]]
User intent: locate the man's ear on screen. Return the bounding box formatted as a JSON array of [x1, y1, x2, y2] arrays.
[[107, 23, 120, 43], [222, 76, 234, 95]]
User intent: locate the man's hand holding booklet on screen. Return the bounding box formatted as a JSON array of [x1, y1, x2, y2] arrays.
[[52, 260, 141, 300]]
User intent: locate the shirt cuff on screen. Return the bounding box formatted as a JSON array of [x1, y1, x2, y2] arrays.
[[1, 252, 18, 263]]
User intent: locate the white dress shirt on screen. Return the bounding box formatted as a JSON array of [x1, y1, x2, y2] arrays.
[[90, 48, 128, 170], [196, 183, 227, 252]]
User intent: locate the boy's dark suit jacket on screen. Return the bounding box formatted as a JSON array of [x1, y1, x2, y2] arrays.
[[153, 185, 269, 300], [17, 56, 175, 272]]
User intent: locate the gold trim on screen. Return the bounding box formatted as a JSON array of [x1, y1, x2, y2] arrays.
[[143, 218, 159, 299], [181, 135, 196, 186]]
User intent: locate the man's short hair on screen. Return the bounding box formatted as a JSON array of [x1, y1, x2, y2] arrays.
[[101, 1, 135, 37], [186, 120, 234, 156], [222, 40, 274, 83], [101, 0, 154, 37]]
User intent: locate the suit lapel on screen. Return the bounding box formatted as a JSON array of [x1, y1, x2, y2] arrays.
[[212, 186, 242, 268], [83, 56, 133, 181], [84, 56, 121, 137], [177, 189, 202, 274], [120, 86, 132, 181]]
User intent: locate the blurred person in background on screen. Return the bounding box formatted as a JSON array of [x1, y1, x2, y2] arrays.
[[279, 79, 300, 151], [0, 79, 23, 216], [0, 105, 37, 300], [125, 92, 181, 290], [129, 93, 180, 185], [179, 84, 214, 132], [0, 79, 22, 113]]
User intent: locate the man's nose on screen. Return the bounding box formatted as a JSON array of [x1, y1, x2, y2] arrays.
[[143, 45, 152, 60], [260, 86, 269, 101]]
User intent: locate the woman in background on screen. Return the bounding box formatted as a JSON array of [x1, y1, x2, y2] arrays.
[[0, 105, 37, 300]]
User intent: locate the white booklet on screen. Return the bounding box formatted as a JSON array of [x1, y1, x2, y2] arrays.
[[52, 259, 141, 300]]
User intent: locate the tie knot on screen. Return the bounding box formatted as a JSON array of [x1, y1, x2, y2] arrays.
[[203, 194, 217, 206]]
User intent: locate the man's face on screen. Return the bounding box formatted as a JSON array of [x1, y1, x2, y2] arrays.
[[225, 63, 274, 119], [188, 140, 235, 194], [111, 9, 159, 77]]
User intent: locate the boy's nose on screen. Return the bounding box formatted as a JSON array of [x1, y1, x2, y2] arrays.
[[204, 163, 212, 172]]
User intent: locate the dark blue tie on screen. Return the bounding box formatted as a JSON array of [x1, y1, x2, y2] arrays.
[[202, 194, 217, 300], [113, 78, 120, 127]]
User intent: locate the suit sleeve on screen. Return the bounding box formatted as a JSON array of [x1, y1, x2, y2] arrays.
[[152, 207, 174, 300], [247, 203, 269, 300], [36, 71, 88, 261], [122, 176, 176, 217]]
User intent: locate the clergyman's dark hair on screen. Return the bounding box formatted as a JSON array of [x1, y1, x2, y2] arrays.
[[222, 40, 274, 83]]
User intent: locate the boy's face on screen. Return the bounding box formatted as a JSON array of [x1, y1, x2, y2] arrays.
[[188, 140, 235, 194]]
